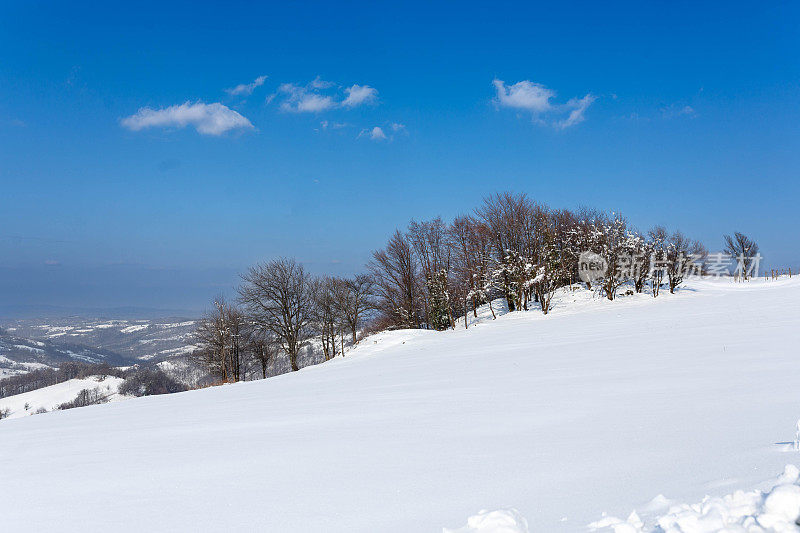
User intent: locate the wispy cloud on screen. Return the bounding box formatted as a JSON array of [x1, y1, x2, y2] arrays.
[[225, 75, 267, 96], [342, 84, 378, 107], [493, 79, 595, 129], [319, 120, 350, 131], [277, 82, 337, 112], [121, 102, 254, 135], [556, 95, 596, 129], [358, 122, 405, 142], [661, 104, 696, 119], [272, 78, 379, 112]]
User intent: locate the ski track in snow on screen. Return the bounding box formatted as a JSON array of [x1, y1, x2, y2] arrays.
[[0, 277, 799, 532]]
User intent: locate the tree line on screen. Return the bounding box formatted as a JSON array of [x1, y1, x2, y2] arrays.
[[191, 192, 749, 382]]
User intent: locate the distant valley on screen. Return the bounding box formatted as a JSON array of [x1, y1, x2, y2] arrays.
[[0, 317, 197, 376]]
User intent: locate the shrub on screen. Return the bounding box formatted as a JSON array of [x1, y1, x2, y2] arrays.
[[118, 368, 187, 397], [57, 387, 108, 410]]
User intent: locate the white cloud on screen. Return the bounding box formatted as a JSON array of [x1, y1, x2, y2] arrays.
[[357, 124, 406, 141], [121, 102, 254, 135], [277, 83, 336, 113], [271, 78, 379, 113], [319, 120, 349, 131], [556, 95, 596, 129], [358, 126, 388, 141], [661, 104, 696, 118], [493, 78, 595, 129], [309, 76, 336, 89], [225, 75, 267, 96], [342, 84, 378, 107], [493, 79, 555, 112]]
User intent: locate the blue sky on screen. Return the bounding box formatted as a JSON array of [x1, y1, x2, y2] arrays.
[[1, 1, 798, 313]]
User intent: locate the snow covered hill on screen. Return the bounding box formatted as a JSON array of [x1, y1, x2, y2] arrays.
[[0, 375, 127, 419], [0, 278, 798, 532], [0, 331, 135, 376], [1, 317, 197, 366]]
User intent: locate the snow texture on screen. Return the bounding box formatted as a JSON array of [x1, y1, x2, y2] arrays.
[[0, 277, 798, 532]]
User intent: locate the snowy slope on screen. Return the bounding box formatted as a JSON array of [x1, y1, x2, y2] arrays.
[[0, 278, 799, 532], [0, 375, 127, 419]]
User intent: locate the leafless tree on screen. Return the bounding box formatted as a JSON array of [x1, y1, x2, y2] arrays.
[[409, 217, 454, 330], [332, 274, 374, 343], [724, 232, 759, 280], [191, 296, 249, 382], [248, 330, 278, 379], [239, 258, 314, 372], [311, 276, 343, 361], [666, 231, 705, 293], [369, 230, 420, 329]]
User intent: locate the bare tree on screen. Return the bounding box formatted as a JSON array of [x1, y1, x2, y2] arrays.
[[369, 230, 420, 329], [724, 232, 760, 280], [191, 297, 249, 382], [239, 258, 314, 372], [409, 217, 454, 330], [248, 330, 278, 379], [311, 276, 342, 361], [332, 274, 374, 344], [666, 231, 704, 293]]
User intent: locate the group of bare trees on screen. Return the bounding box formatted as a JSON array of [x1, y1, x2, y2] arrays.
[[191, 259, 374, 381], [192, 192, 756, 383], [368, 193, 710, 331]]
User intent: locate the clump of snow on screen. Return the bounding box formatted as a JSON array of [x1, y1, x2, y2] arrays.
[[120, 324, 149, 334], [444, 509, 529, 533], [589, 465, 800, 532]]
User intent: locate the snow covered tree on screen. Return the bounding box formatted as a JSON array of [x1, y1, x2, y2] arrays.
[[532, 233, 562, 314], [426, 269, 451, 330], [666, 232, 705, 293], [409, 218, 454, 329], [594, 216, 637, 301], [627, 230, 651, 293], [648, 226, 668, 297], [492, 250, 537, 311]]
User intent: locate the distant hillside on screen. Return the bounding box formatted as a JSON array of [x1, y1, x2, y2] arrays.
[[0, 331, 136, 377], [1, 317, 198, 364]]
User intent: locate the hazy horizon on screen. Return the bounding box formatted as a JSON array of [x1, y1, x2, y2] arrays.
[[2, 1, 798, 312]]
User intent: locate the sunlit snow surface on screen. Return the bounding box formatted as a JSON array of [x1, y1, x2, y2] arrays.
[[1, 277, 799, 532]]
